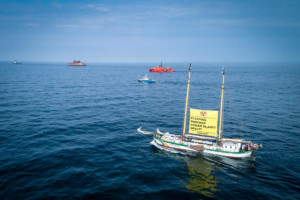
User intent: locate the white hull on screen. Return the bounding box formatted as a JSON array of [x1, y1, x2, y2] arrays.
[[151, 136, 254, 158], [203, 147, 253, 158]]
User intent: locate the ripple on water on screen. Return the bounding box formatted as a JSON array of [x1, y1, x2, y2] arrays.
[[0, 62, 299, 199]]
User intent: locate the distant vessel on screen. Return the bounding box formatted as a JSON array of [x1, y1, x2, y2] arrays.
[[68, 60, 86, 66], [13, 60, 21, 64], [138, 74, 156, 83], [149, 62, 175, 73], [138, 64, 262, 158]]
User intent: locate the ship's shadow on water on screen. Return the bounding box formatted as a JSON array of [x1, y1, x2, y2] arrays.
[[151, 145, 258, 199]]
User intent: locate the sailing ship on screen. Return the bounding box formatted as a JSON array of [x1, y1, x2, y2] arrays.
[[138, 64, 262, 158]]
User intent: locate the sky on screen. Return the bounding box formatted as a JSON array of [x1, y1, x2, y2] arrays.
[[0, 0, 299, 63]]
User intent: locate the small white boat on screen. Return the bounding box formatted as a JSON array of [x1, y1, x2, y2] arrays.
[[138, 74, 155, 83], [13, 60, 21, 64]]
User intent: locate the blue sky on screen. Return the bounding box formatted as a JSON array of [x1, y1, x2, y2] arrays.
[[0, 0, 299, 62]]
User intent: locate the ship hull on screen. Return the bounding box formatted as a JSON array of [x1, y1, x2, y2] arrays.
[[149, 67, 175, 72], [149, 69, 175, 72], [68, 63, 86, 66], [151, 137, 254, 158], [165, 70, 175, 72], [138, 80, 155, 83], [149, 69, 164, 72]]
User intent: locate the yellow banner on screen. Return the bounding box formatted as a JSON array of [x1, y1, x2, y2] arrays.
[[189, 109, 218, 137]]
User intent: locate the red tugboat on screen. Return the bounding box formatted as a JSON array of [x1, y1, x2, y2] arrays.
[[68, 60, 86, 66], [149, 62, 175, 73]]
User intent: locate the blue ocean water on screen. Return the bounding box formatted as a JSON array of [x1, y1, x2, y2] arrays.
[[0, 62, 299, 199]]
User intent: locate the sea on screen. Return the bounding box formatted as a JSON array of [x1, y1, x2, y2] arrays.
[[0, 62, 299, 199]]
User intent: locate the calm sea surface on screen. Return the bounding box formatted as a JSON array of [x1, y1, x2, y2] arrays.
[[0, 62, 299, 199]]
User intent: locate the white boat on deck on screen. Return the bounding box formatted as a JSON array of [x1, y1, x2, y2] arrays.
[[138, 64, 262, 158]]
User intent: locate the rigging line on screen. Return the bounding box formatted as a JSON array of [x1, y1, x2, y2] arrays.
[[227, 89, 241, 137], [150, 87, 171, 128], [142, 72, 187, 133], [226, 86, 250, 138], [226, 88, 238, 138], [139, 82, 164, 129], [221, 80, 238, 138]]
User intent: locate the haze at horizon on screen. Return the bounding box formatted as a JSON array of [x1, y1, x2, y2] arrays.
[[0, 0, 299, 63]]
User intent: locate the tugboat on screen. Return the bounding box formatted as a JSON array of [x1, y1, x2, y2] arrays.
[[149, 62, 175, 73], [138, 74, 156, 83], [68, 60, 86, 66]]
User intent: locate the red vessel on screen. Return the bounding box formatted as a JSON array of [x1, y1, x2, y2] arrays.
[[149, 62, 175, 72], [68, 60, 86, 66]]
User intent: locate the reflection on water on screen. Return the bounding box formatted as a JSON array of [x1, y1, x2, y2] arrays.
[[152, 147, 219, 197], [152, 146, 257, 198], [185, 156, 218, 198]]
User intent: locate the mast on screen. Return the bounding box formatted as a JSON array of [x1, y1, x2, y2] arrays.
[[218, 69, 225, 142], [183, 63, 192, 136]]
